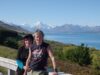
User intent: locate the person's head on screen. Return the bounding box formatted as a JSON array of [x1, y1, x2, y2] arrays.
[[33, 30, 44, 45], [22, 34, 34, 47]]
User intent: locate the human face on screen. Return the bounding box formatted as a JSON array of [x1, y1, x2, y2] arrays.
[[24, 39, 32, 48], [34, 33, 43, 45]]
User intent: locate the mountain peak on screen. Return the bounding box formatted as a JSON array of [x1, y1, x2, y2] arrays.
[[34, 21, 42, 26], [33, 21, 43, 30], [33, 21, 52, 30]]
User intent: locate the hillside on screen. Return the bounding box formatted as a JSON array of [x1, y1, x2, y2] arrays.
[[0, 21, 28, 33], [0, 45, 17, 59], [0, 45, 17, 75], [0, 41, 100, 75]]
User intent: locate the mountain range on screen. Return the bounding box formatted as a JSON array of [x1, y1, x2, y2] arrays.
[[0, 20, 100, 34], [0, 21, 28, 33], [20, 21, 100, 33]]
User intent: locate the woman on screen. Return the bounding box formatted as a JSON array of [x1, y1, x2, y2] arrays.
[[16, 34, 34, 75], [25, 30, 57, 75]]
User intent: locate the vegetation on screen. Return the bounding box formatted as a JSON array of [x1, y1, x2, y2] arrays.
[[0, 45, 17, 75], [47, 41, 100, 75], [0, 29, 22, 49], [0, 67, 7, 75], [0, 45, 17, 59], [64, 44, 91, 65], [0, 41, 100, 75]]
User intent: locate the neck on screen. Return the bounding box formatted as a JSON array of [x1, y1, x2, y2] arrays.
[[36, 42, 42, 45], [25, 44, 32, 48]]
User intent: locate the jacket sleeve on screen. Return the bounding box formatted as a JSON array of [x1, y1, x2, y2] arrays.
[[16, 47, 22, 60]]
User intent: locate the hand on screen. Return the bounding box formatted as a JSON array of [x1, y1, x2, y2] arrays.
[[53, 72, 58, 75], [23, 66, 31, 72], [23, 72, 27, 75], [23, 66, 28, 75], [49, 72, 58, 75], [23, 66, 28, 70]]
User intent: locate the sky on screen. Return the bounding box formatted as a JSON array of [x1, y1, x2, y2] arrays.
[[0, 0, 100, 26]]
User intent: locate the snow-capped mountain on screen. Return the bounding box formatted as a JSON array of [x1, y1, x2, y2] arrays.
[[20, 21, 100, 33], [1, 20, 100, 34], [20, 21, 53, 32], [20, 24, 34, 32], [33, 21, 52, 30]]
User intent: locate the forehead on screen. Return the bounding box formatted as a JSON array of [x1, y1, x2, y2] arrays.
[[24, 38, 31, 41], [34, 32, 42, 37]]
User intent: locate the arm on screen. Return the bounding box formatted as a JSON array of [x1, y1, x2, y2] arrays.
[[23, 48, 31, 75], [47, 46, 57, 72], [25, 47, 32, 69]]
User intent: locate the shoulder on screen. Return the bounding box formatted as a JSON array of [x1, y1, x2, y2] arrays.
[[18, 46, 25, 51], [42, 42, 49, 47]]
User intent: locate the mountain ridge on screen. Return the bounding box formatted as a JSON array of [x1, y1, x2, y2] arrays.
[[0, 21, 29, 33], [0, 20, 100, 34]]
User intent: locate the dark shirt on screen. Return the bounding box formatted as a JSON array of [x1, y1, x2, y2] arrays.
[[30, 42, 49, 71], [17, 46, 29, 65]]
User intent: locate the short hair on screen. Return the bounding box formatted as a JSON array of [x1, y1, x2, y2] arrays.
[[34, 29, 44, 37], [23, 34, 34, 42]]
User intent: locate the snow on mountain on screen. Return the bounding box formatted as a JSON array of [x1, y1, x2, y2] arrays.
[[33, 21, 52, 30], [1, 20, 100, 33]]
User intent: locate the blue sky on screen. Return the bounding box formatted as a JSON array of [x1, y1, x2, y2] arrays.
[[0, 0, 100, 26]]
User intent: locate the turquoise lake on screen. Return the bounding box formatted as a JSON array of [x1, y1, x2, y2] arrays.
[[45, 33, 100, 50]]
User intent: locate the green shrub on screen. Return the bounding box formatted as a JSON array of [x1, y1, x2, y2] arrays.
[[92, 51, 100, 69], [4, 37, 18, 49], [65, 44, 91, 65], [56, 48, 65, 60], [0, 29, 22, 49], [0, 29, 18, 37]]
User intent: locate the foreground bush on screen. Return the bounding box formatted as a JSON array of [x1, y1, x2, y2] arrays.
[[0, 29, 22, 49], [92, 51, 100, 70], [65, 44, 91, 65], [4, 37, 18, 49]]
